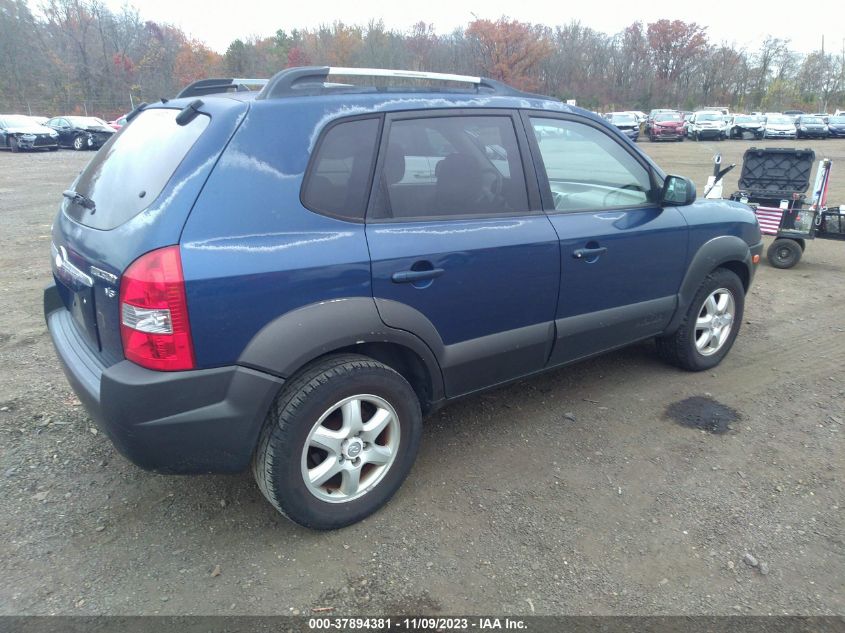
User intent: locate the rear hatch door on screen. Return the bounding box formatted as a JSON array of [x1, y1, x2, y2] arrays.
[[50, 98, 249, 363]]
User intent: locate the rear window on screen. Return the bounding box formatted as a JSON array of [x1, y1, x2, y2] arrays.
[[68, 108, 209, 230]]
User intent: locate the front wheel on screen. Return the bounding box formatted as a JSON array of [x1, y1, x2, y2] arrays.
[[9, 137, 20, 152], [656, 268, 745, 371], [252, 354, 422, 530], [767, 238, 802, 269], [72, 135, 86, 151]]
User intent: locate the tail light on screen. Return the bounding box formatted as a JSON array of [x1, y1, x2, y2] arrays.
[[119, 246, 195, 371]]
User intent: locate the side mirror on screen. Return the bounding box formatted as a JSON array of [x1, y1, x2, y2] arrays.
[[661, 175, 696, 206]]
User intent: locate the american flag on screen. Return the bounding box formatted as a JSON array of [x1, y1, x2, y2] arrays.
[[754, 206, 784, 235]]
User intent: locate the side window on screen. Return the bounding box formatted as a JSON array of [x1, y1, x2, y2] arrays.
[[301, 117, 380, 221], [371, 115, 529, 220], [530, 117, 653, 212]]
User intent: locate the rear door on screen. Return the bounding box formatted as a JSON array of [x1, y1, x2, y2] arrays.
[[522, 113, 689, 365], [366, 110, 560, 397]]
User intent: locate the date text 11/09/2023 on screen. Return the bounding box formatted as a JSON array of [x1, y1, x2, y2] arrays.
[[307, 617, 528, 630]]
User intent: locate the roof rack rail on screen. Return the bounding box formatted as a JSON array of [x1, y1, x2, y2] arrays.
[[176, 78, 268, 99], [255, 66, 545, 100]]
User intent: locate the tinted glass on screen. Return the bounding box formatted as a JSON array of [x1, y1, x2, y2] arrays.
[[371, 115, 529, 220], [301, 117, 380, 220], [530, 117, 652, 212], [68, 108, 209, 230]]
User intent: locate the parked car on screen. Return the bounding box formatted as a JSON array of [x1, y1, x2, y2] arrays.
[[783, 109, 804, 122], [795, 115, 828, 139], [645, 111, 685, 141], [0, 114, 59, 151], [826, 115, 845, 138], [45, 67, 763, 529], [45, 116, 116, 150], [728, 114, 765, 140], [763, 115, 797, 139], [606, 111, 639, 141], [687, 110, 727, 140], [811, 113, 830, 124]]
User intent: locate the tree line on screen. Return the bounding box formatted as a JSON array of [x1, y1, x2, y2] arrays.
[[1, 0, 843, 119]]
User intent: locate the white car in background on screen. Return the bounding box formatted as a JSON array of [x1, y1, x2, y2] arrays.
[[763, 115, 798, 139], [687, 110, 728, 141]]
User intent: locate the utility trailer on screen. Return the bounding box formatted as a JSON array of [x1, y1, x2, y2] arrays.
[[723, 148, 845, 269]]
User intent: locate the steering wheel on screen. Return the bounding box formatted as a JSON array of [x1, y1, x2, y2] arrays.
[[602, 183, 644, 208]]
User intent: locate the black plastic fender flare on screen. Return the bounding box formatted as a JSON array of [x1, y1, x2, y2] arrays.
[[664, 235, 752, 335], [238, 297, 445, 403]]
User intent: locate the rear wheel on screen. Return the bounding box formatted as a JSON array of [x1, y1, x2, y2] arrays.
[[252, 354, 422, 530], [656, 268, 744, 371], [767, 238, 802, 269]]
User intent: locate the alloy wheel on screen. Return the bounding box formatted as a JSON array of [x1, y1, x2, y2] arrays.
[[695, 288, 736, 356], [301, 394, 400, 503]]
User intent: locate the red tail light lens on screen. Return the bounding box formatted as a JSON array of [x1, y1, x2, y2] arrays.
[[119, 246, 195, 371]]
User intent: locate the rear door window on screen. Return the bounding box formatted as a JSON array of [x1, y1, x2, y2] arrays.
[[370, 115, 529, 220], [68, 108, 210, 230]]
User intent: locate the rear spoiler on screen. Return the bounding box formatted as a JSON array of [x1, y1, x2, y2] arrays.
[[176, 78, 268, 99]]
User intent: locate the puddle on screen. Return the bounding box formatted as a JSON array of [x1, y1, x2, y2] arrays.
[[666, 395, 739, 434]]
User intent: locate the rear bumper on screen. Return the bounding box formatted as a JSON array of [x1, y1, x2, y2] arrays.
[[45, 284, 283, 473]]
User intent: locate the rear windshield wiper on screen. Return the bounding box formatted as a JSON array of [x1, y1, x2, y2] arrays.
[[63, 190, 96, 211]]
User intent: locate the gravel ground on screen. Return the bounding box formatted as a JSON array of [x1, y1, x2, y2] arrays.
[[0, 137, 843, 616]]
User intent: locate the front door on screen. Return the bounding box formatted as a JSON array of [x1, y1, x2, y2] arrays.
[[366, 111, 560, 397], [523, 114, 689, 365]]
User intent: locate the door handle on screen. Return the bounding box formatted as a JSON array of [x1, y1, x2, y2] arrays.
[[391, 268, 445, 283], [572, 247, 607, 259]]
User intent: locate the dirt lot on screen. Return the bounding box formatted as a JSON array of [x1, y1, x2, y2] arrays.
[[1, 138, 843, 616]]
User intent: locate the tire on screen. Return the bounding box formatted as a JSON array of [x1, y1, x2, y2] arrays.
[[656, 268, 745, 372], [9, 137, 19, 153], [252, 353, 422, 530], [767, 238, 802, 269], [72, 135, 86, 151]]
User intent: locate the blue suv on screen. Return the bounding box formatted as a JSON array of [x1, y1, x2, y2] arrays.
[[45, 67, 763, 529]]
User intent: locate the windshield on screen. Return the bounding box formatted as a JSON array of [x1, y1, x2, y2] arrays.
[[68, 116, 109, 127], [655, 113, 681, 122], [697, 113, 721, 121], [611, 114, 636, 124], [767, 116, 793, 125], [830, 116, 845, 124], [0, 115, 39, 127], [68, 108, 210, 230], [735, 116, 755, 123], [801, 117, 823, 124]]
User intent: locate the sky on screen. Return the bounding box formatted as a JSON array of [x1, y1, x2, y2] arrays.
[[110, 0, 840, 55]]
